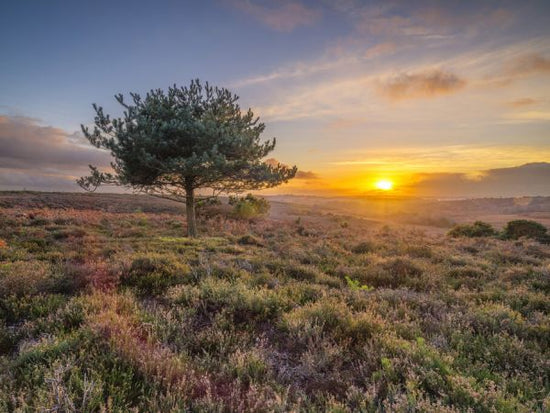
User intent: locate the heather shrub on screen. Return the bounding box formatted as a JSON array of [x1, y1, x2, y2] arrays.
[[237, 233, 263, 246], [0, 294, 67, 324], [502, 219, 547, 240], [229, 194, 270, 219], [282, 299, 382, 346], [448, 221, 496, 238], [182, 278, 291, 323], [284, 263, 319, 282], [228, 348, 269, 385], [0, 261, 54, 296], [121, 254, 191, 295], [446, 266, 488, 289], [51, 227, 87, 240], [1, 193, 549, 412], [351, 241, 374, 254]]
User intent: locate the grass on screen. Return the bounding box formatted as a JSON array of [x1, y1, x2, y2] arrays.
[[0, 193, 548, 412]]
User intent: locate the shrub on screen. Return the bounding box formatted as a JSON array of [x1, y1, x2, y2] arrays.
[[0, 261, 54, 296], [51, 227, 87, 240], [351, 241, 373, 254], [121, 254, 190, 295], [502, 219, 547, 240], [448, 221, 496, 238], [345, 276, 373, 291], [229, 194, 270, 219], [237, 234, 264, 246]]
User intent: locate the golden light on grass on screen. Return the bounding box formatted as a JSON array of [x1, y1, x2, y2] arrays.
[[375, 179, 394, 191]]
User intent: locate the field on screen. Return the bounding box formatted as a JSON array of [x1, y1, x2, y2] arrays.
[[0, 192, 549, 412]]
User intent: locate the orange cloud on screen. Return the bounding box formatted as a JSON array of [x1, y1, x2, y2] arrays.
[[377, 69, 466, 100], [504, 53, 550, 77], [507, 98, 538, 108], [295, 170, 319, 179], [230, 0, 321, 32], [264, 158, 318, 180]]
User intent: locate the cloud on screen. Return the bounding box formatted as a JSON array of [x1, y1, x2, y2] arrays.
[[232, 55, 358, 87], [364, 42, 397, 59], [507, 98, 538, 108], [486, 53, 550, 88], [0, 115, 111, 190], [377, 69, 466, 100], [354, 3, 514, 39], [330, 145, 550, 173], [503, 53, 550, 77], [264, 158, 318, 180], [230, 0, 321, 32], [295, 170, 319, 179], [413, 163, 550, 197], [507, 111, 550, 122]]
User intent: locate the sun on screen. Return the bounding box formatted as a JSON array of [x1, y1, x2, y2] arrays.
[[375, 179, 394, 191]]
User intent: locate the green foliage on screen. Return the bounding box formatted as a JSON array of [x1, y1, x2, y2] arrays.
[[344, 276, 373, 291], [229, 193, 270, 219], [237, 233, 264, 246], [78, 80, 296, 236], [351, 241, 373, 254], [502, 219, 548, 240], [122, 254, 191, 295], [448, 221, 497, 238]]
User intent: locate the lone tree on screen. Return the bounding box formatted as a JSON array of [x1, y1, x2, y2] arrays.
[[78, 80, 297, 237]]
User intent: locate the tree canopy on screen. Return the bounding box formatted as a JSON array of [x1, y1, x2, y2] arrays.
[[78, 80, 297, 236]]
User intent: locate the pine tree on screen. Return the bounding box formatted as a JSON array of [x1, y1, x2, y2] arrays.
[[78, 80, 297, 237]]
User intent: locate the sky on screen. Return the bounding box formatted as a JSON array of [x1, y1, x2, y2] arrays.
[[1, 0, 549, 197]]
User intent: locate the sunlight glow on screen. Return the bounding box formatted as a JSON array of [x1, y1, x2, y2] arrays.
[[375, 179, 394, 191]]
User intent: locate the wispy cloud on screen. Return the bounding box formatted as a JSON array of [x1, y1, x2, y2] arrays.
[[507, 98, 538, 108], [295, 170, 319, 179], [376, 69, 466, 101], [364, 42, 397, 59], [503, 53, 550, 77], [232, 55, 359, 87], [354, 3, 515, 39], [329, 145, 550, 173], [229, 0, 321, 32], [265, 157, 318, 180], [507, 111, 550, 121]]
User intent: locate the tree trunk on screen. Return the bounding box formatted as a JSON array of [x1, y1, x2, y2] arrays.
[[185, 184, 197, 237]]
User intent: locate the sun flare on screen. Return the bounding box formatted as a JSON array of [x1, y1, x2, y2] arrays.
[[375, 179, 394, 191]]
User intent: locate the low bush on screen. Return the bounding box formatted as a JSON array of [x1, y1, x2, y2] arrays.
[[121, 254, 191, 295], [237, 234, 264, 246], [502, 219, 547, 240], [448, 221, 497, 238], [229, 194, 270, 219], [0, 261, 54, 296], [351, 241, 373, 254]]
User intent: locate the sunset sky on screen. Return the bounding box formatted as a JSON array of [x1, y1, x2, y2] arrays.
[[1, 0, 549, 197]]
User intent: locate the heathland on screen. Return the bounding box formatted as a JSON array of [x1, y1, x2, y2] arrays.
[[0, 192, 548, 412]]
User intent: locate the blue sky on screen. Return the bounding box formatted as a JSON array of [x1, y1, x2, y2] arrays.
[[1, 0, 550, 196]]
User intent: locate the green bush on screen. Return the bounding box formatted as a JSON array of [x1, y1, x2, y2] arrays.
[[502, 219, 547, 240], [237, 234, 264, 246], [448, 221, 496, 238], [229, 194, 270, 219], [121, 254, 190, 295], [351, 241, 373, 254]]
